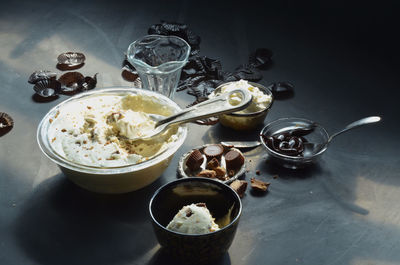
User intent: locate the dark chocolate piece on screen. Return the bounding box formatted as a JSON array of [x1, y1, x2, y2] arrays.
[[225, 150, 244, 170], [185, 149, 204, 171], [214, 167, 227, 180], [0, 112, 14, 136], [78, 73, 98, 91], [206, 157, 219, 170]]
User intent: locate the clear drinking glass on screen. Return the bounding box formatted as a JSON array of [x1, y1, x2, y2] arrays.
[[127, 35, 191, 99]]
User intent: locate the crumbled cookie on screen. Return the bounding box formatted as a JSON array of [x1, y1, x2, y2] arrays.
[[197, 169, 217, 179]]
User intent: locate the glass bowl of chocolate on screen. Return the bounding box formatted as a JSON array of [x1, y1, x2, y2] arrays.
[[259, 118, 329, 169]]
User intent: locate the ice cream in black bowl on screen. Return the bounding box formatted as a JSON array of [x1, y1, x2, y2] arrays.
[[149, 177, 242, 264]]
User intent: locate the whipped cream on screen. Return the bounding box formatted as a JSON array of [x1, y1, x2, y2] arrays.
[[216, 79, 272, 114], [167, 203, 220, 234], [48, 93, 180, 167]]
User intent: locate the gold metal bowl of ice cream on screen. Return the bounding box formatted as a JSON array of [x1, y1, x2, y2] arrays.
[[209, 79, 274, 130], [37, 87, 187, 194], [149, 177, 242, 263]]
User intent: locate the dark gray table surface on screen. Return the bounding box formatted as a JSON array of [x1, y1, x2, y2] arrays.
[[1, 1, 399, 264]]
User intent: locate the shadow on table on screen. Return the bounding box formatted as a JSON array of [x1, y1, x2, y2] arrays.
[[13, 173, 162, 265], [147, 248, 231, 265]]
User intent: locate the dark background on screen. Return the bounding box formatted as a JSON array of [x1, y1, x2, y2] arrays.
[[1, 1, 399, 264]]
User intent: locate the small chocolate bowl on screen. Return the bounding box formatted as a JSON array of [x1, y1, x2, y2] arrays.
[[209, 81, 274, 130], [149, 177, 242, 264]]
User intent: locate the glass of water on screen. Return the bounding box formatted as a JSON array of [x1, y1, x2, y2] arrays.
[[127, 35, 191, 99]]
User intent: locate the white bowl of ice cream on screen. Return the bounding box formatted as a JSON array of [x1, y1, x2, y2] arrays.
[[149, 177, 242, 263], [37, 87, 187, 194], [209, 79, 273, 130]]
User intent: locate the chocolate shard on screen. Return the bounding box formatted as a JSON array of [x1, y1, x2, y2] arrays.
[[230, 180, 248, 198], [33, 79, 62, 97], [57, 52, 86, 66], [58, 72, 84, 94], [78, 73, 98, 91], [250, 177, 270, 192], [28, 70, 57, 84]]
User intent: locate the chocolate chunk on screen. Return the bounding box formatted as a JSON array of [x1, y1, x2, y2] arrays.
[[225, 150, 244, 170], [206, 157, 220, 170], [186, 149, 204, 171], [230, 180, 247, 198], [250, 177, 270, 192], [214, 167, 227, 180], [203, 144, 224, 161], [28, 70, 57, 84], [196, 203, 206, 207], [186, 208, 193, 217], [197, 169, 217, 179]]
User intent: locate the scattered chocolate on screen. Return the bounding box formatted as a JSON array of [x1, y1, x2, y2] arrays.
[[122, 67, 139, 82], [56, 63, 84, 71], [266, 82, 295, 100], [0, 112, 14, 136], [273, 175, 279, 179], [57, 52, 86, 66], [33, 79, 62, 97], [186, 149, 204, 171], [78, 73, 98, 91], [250, 177, 270, 192], [28, 70, 57, 84], [185, 208, 193, 217], [197, 169, 217, 179], [203, 144, 224, 161], [256, 170, 261, 175], [58, 72, 84, 94], [225, 150, 244, 170], [148, 21, 201, 56], [206, 157, 220, 170], [195, 203, 206, 207], [230, 180, 248, 198]]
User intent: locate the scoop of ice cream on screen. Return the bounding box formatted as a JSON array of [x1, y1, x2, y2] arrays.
[[107, 110, 156, 139], [217, 79, 272, 113], [166, 203, 220, 234]]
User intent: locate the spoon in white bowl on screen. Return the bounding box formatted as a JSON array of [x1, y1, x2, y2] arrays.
[[302, 116, 381, 157], [128, 88, 253, 141]]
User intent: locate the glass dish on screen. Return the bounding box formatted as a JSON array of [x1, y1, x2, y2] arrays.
[[127, 35, 191, 99], [37, 87, 187, 193], [259, 117, 329, 169]]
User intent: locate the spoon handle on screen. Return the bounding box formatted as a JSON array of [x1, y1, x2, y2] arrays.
[[156, 88, 253, 127], [328, 116, 381, 142]]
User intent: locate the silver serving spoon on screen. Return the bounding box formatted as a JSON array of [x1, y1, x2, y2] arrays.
[[128, 88, 253, 141], [303, 116, 381, 156]]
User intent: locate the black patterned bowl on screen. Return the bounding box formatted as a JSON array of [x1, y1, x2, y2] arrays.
[[149, 177, 242, 264]]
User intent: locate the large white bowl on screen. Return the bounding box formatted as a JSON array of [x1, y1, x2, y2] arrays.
[[37, 88, 187, 194]]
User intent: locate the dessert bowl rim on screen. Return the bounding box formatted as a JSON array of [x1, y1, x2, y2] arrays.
[[36, 87, 188, 174], [149, 177, 242, 237]]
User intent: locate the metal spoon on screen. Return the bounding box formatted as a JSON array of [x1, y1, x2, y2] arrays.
[[303, 116, 381, 156], [128, 88, 253, 141]]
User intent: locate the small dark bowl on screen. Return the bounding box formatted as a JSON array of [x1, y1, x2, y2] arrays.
[[149, 177, 242, 264]]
